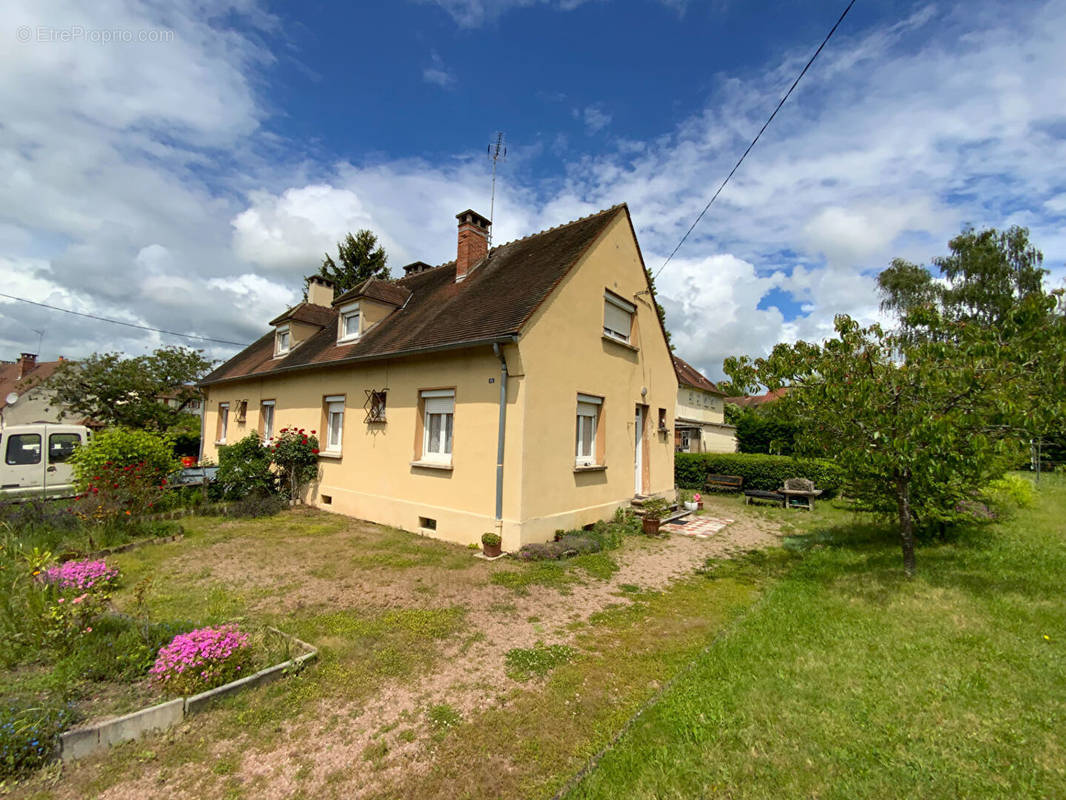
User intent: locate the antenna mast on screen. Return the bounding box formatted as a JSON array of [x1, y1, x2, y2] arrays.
[[487, 131, 506, 246]]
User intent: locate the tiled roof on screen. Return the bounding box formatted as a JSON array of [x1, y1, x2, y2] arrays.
[[201, 204, 627, 386], [333, 277, 412, 307], [0, 359, 63, 410], [726, 387, 789, 408], [672, 355, 723, 394], [269, 302, 337, 327]]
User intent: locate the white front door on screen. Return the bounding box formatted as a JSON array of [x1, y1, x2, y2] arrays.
[[634, 405, 643, 495]]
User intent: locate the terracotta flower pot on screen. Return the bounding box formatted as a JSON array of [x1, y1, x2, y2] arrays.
[[642, 516, 662, 536], [483, 541, 502, 558]]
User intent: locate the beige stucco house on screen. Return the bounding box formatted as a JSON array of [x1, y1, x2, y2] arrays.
[[672, 354, 736, 454], [199, 205, 677, 551]]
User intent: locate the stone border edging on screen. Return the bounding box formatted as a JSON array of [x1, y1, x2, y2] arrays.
[[59, 628, 317, 762]]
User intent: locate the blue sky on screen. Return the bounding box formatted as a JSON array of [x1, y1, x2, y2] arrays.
[[2, 0, 1065, 379]]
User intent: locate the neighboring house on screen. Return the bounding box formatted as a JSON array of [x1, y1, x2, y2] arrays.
[[199, 205, 677, 550], [725, 387, 789, 409], [672, 355, 736, 453], [0, 353, 66, 428], [159, 388, 204, 419]]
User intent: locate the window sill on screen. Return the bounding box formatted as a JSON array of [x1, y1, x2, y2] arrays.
[[318, 451, 343, 460], [602, 335, 639, 353], [337, 336, 360, 345], [411, 460, 453, 471], [573, 464, 607, 473], [215, 440, 226, 446]]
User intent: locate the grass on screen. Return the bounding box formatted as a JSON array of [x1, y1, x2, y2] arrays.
[[566, 474, 1066, 799], [505, 643, 577, 681], [374, 556, 776, 799]]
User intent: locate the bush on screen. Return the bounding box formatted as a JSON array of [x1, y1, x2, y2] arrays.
[[217, 433, 277, 500], [149, 626, 252, 696], [676, 452, 843, 497], [71, 460, 166, 524], [229, 491, 286, 518], [271, 427, 320, 503], [481, 532, 501, 547], [0, 698, 77, 778], [71, 428, 178, 491], [981, 473, 1035, 517]]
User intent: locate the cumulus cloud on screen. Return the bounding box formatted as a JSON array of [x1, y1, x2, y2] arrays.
[[3, 0, 1066, 386], [581, 105, 612, 134]]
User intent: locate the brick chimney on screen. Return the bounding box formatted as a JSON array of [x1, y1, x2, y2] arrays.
[[307, 275, 336, 307], [16, 353, 36, 380], [455, 209, 491, 282]]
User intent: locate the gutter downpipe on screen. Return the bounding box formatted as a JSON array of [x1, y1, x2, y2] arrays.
[[492, 341, 510, 536]]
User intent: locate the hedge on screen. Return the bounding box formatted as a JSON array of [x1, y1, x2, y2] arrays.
[[675, 452, 843, 497]]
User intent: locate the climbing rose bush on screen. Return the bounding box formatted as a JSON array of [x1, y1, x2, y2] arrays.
[[149, 626, 252, 696], [271, 427, 319, 503], [42, 560, 119, 593]]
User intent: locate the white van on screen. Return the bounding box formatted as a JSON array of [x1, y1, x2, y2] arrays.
[[0, 424, 92, 500]]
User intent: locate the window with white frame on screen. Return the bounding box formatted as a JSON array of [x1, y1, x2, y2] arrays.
[[421, 390, 455, 464], [603, 292, 636, 343], [217, 403, 229, 443], [575, 393, 602, 466], [324, 396, 344, 453], [260, 400, 275, 442], [338, 303, 360, 342], [274, 325, 291, 356]]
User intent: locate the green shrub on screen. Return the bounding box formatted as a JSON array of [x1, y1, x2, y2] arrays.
[[481, 532, 501, 547], [0, 698, 77, 778], [71, 428, 178, 491], [981, 473, 1035, 516], [229, 491, 286, 518], [217, 433, 277, 500], [676, 452, 843, 497], [271, 427, 320, 503]]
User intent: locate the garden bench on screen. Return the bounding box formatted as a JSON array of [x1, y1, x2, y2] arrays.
[[779, 477, 823, 511], [705, 473, 743, 492], [744, 489, 785, 506]]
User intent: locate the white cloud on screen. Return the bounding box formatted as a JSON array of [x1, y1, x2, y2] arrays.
[[418, 0, 595, 28], [3, 0, 1066, 386], [582, 105, 612, 134], [423, 50, 456, 88]]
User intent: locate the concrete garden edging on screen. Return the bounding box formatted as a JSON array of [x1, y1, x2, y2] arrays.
[[58, 628, 317, 762]]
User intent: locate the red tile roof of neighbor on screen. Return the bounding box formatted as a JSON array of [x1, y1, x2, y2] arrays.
[[201, 205, 631, 387], [726, 387, 789, 408], [0, 358, 63, 410], [672, 354, 724, 395]]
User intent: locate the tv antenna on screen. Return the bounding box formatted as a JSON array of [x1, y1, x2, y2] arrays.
[[32, 328, 45, 355], [487, 131, 506, 246]]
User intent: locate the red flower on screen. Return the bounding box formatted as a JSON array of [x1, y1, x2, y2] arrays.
[[310, 430, 316, 434], [311, 448, 319, 454], [91, 487, 99, 494]]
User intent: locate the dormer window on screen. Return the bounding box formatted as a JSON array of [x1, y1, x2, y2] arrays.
[[338, 303, 360, 343], [274, 325, 291, 357]]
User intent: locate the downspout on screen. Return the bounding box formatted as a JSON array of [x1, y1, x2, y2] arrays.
[[492, 342, 509, 535]]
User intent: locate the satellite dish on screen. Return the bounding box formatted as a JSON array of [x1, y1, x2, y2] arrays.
[[5, 392, 18, 406]]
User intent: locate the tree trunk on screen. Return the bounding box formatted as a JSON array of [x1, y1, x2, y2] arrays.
[[895, 473, 916, 577]]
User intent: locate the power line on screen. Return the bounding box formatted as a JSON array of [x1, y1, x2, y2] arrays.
[[654, 0, 858, 279], [0, 292, 249, 347]]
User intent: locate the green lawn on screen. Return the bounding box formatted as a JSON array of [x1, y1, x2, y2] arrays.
[[567, 476, 1066, 799]]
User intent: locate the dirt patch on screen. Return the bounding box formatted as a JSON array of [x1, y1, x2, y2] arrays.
[[52, 506, 782, 800]]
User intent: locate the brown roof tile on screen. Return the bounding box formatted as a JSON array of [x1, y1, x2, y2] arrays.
[[202, 205, 627, 386], [268, 302, 337, 327], [0, 359, 63, 409], [726, 387, 789, 408], [672, 355, 723, 394], [333, 277, 412, 307]]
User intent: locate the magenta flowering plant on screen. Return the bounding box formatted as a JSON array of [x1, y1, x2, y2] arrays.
[[149, 626, 253, 696], [42, 560, 119, 593]]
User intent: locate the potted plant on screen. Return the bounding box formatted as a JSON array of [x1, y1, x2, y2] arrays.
[[694, 492, 703, 511], [641, 497, 671, 536], [481, 531, 502, 558], [681, 489, 698, 512]]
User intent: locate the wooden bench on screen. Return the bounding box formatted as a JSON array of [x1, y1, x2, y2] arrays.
[[705, 473, 743, 492]]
